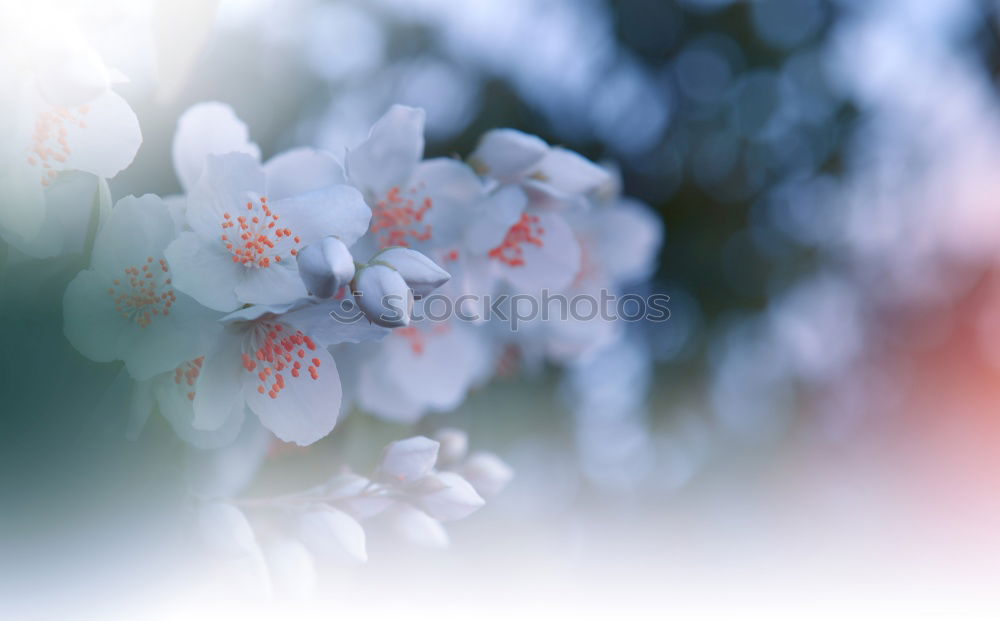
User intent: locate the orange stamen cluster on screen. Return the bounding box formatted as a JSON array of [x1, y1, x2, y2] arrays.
[[173, 357, 205, 401], [240, 323, 320, 399], [220, 196, 300, 267], [488, 213, 545, 267], [107, 256, 175, 328], [372, 184, 434, 248], [28, 105, 88, 186]]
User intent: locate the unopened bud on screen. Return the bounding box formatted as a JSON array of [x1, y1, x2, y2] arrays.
[[460, 452, 514, 498], [352, 264, 413, 328], [432, 428, 469, 466], [413, 471, 485, 521], [297, 236, 355, 298], [372, 247, 450, 298]]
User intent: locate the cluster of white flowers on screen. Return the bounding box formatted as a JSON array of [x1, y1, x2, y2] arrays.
[[0, 4, 661, 591], [49, 100, 660, 445], [198, 430, 512, 597]]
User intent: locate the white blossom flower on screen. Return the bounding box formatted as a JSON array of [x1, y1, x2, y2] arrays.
[[63, 194, 220, 380], [190, 300, 384, 446], [346, 105, 483, 253], [165, 152, 370, 311], [0, 7, 141, 257], [460, 184, 583, 294]]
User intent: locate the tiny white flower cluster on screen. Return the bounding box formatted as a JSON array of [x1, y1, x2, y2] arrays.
[[197, 430, 511, 597]]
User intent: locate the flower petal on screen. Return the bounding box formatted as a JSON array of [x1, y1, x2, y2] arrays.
[[233, 261, 307, 308], [192, 331, 246, 431], [357, 357, 425, 422], [6, 171, 98, 259], [92, 194, 177, 276], [0, 161, 46, 251], [61, 90, 141, 178], [154, 369, 246, 449], [346, 104, 424, 199], [405, 158, 482, 249], [172, 101, 261, 193], [264, 148, 346, 201], [594, 199, 663, 285], [186, 153, 266, 240], [281, 299, 389, 345], [465, 185, 526, 254], [273, 184, 371, 247], [530, 147, 610, 195], [384, 324, 492, 412], [127, 376, 154, 441], [62, 269, 131, 364], [469, 129, 548, 181], [500, 211, 581, 292], [120, 292, 220, 380], [164, 231, 244, 312], [243, 341, 342, 446]]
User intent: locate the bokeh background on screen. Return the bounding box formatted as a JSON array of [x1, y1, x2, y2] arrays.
[[6, 0, 1000, 616]]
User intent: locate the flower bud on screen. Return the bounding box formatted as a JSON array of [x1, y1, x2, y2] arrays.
[[432, 428, 469, 466], [413, 471, 485, 521], [377, 436, 440, 483], [372, 247, 450, 298], [352, 264, 413, 328], [460, 452, 514, 498], [296, 236, 355, 298]]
